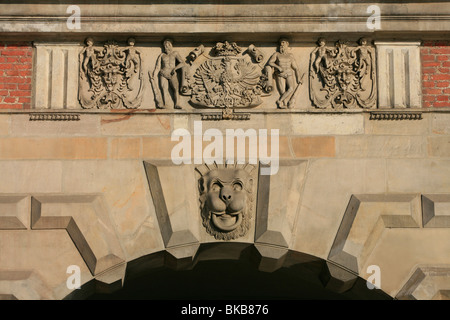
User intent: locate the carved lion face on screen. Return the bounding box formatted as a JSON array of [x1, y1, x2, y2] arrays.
[[198, 166, 254, 240]]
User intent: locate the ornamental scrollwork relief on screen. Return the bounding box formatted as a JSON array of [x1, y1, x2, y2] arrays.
[[309, 38, 377, 109], [78, 38, 144, 109]]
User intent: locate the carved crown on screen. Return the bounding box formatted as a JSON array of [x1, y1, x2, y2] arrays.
[[212, 41, 242, 56]]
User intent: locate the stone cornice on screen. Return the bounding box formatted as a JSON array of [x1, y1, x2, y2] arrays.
[[0, 2, 449, 38]]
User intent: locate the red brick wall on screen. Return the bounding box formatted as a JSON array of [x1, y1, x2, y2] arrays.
[[422, 41, 450, 108], [0, 43, 33, 109]]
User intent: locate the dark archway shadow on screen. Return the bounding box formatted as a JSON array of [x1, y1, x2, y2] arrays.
[[65, 243, 393, 300]]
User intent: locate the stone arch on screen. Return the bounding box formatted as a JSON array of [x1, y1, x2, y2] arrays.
[[64, 243, 392, 300]]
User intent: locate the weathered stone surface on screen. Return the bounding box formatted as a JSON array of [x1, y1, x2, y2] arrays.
[[432, 114, 450, 135], [387, 160, 450, 193], [266, 113, 292, 135], [428, 136, 450, 157], [110, 138, 142, 159], [0, 115, 10, 136], [291, 114, 364, 135], [61, 160, 164, 262], [336, 136, 427, 158], [292, 159, 386, 259], [290, 136, 335, 158], [0, 161, 62, 193], [142, 137, 179, 159], [101, 114, 171, 136], [0, 137, 107, 159], [0, 230, 93, 300]]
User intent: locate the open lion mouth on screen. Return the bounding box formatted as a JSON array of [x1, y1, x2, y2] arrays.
[[210, 211, 242, 232]]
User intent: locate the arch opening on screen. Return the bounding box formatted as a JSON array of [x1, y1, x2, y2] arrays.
[[65, 243, 392, 300]]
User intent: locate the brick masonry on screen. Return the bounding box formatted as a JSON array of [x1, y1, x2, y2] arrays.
[[0, 43, 33, 109], [422, 41, 450, 108]]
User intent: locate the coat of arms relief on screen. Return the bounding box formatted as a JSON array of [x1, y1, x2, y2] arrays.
[[78, 38, 144, 109], [186, 41, 266, 109], [309, 38, 377, 109]]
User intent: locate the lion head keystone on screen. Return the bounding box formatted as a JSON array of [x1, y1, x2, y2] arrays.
[[196, 163, 256, 241]]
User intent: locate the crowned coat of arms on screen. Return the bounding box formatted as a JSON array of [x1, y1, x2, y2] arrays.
[[186, 41, 266, 109]]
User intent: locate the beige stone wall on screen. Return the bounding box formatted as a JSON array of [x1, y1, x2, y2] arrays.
[[0, 110, 449, 299]]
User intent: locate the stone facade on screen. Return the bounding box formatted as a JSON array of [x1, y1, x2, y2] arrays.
[[0, 1, 450, 300]]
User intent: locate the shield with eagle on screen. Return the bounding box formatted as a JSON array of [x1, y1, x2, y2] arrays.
[[189, 42, 265, 109]]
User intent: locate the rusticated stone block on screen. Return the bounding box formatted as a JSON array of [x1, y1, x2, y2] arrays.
[[143, 161, 200, 249], [31, 195, 125, 276], [396, 266, 450, 300], [252, 244, 288, 273], [165, 244, 200, 270], [255, 160, 307, 248], [320, 261, 358, 294], [0, 195, 29, 230], [94, 262, 127, 294], [422, 194, 450, 228], [0, 270, 53, 300], [329, 194, 421, 273]]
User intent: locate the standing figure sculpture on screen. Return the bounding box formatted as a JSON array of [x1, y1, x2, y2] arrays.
[[266, 38, 302, 109], [151, 38, 186, 109]]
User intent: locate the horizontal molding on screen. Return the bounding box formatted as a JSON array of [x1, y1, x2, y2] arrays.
[[1, 15, 450, 35], [0, 108, 449, 115]]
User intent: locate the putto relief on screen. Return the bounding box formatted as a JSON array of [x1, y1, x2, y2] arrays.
[[196, 163, 256, 241], [309, 38, 376, 109], [78, 38, 144, 109]]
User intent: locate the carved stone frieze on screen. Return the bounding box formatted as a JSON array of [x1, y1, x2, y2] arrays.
[[309, 38, 377, 109], [196, 163, 257, 241], [186, 41, 267, 109], [78, 38, 144, 109]]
